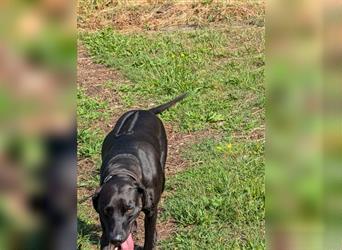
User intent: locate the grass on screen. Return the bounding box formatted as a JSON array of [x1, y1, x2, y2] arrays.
[[161, 138, 264, 249], [78, 0, 265, 32], [77, 88, 110, 159], [78, 3, 265, 249], [81, 27, 264, 133], [77, 88, 111, 249]]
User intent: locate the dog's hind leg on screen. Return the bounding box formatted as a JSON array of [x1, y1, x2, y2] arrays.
[[158, 126, 167, 169]]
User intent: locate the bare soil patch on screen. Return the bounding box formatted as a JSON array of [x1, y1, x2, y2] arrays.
[[77, 44, 126, 112]]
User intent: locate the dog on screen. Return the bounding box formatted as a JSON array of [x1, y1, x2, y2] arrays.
[[92, 93, 187, 250]]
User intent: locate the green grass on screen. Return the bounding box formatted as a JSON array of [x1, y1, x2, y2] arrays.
[[77, 88, 110, 160], [161, 138, 264, 249], [81, 27, 264, 133], [78, 24, 264, 249], [77, 88, 108, 249]]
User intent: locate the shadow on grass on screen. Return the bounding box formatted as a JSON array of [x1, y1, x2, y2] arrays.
[[78, 217, 101, 246]]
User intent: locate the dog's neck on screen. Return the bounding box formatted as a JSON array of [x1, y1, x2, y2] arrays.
[[101, 154, 142, 185], [103, 169, 139, 184]]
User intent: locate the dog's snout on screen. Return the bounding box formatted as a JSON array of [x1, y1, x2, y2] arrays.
[[110, 234, 123, 245]]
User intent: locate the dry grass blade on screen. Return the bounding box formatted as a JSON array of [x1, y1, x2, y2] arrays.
[[78, 0, 265, 31]]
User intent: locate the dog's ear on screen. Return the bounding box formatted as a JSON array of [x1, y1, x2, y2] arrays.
[[136, 183, 152, 211], [92, 187, 102, 213]]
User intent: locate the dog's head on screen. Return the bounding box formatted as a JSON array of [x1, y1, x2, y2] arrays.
[[92, 176, 146, 247]]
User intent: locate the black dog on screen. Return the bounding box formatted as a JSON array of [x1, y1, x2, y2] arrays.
[[92, 93, 187, 250]]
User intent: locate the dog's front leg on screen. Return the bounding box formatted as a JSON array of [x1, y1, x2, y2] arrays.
[[100, 218, 110, 250], [100, 233, 111, 250], [143, 208, 158, 250]]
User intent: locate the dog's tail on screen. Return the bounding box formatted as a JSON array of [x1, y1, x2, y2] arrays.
[[149, 93, 188, 114]]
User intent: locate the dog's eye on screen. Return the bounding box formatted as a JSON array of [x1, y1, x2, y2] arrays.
[[104, 206, 114, 216]]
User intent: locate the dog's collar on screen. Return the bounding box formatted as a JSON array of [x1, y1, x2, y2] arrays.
[[103, 153, 141, 184], [103, 170, 139, 184]]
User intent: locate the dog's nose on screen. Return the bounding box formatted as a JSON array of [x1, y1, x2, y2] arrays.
[[110, 234, 123, 245]]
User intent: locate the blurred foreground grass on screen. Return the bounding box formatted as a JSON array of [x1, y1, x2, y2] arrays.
[[0, 1, 76, 249]]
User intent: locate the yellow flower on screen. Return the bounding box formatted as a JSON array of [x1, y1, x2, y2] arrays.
[[226, 143, 232, 150]]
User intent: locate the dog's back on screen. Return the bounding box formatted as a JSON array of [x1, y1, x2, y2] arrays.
[[101, 110, 166, 161], [101, 93, 188, 164]]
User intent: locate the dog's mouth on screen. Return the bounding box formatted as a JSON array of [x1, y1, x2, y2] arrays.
[[109, 233, 134, 250]]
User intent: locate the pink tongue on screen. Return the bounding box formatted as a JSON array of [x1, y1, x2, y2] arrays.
[[120, 233, 134, 250]]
